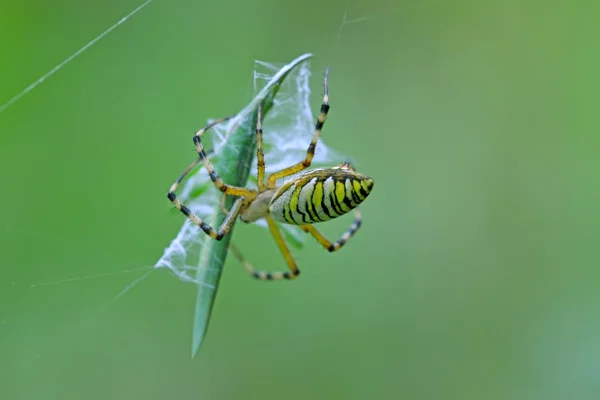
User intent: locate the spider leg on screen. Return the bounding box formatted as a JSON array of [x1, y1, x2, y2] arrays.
[[169, 179, 246, 240], [266, 68, 330, 189], [230, 216, 300, 280], [192, 117, 258, 199], [219, 193, 229, 216], [301, 209, 362, 252], [167, 117, 256, 240], [256, 103, 266, 192]]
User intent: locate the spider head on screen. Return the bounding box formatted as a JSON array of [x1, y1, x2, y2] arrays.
[[338, 161, 356, 171]]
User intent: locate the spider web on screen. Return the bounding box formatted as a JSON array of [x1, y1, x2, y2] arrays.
[[153, 59, 343, 285]]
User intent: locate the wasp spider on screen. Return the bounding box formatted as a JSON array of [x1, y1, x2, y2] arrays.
[[167, 68, 374, 280]]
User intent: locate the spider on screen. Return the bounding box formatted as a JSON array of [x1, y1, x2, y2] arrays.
[[167, 68, 374, 280]]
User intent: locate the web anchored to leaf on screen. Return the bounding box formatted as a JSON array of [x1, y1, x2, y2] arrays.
[[152, 54, 346, 355], [155, 56, 343, 287]]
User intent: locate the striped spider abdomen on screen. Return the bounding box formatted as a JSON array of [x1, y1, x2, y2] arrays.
[[269, 162, 374, 225]]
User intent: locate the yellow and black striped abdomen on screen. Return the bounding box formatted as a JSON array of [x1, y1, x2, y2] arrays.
[[269, 166, 374, 225]]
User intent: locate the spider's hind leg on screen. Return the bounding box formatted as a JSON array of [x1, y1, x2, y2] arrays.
[[230, 216, 301, 280], [301, 209, 362, 252]]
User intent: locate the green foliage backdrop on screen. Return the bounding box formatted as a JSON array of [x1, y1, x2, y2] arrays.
[[0, 1, 598, 399]]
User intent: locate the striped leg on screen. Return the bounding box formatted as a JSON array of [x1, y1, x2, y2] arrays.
[[301, 209, 362, 252], [167, 117, 257, 240], [256, 103, 266, 192], [192, 117, 258, 199], [266, 68, 331, 189], [168, 166, 246, 240], [230, 216, 301, 280]]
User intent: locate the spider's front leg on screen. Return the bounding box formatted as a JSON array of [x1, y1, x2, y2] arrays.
[[167, 163, 249, 240], [167, 117, 257, 240], [192, 118, 258, 199], [168, 191, 246, 240], [266, 68, 331, 189]]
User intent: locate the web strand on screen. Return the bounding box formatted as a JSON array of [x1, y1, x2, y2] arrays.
[[155, 59, 344, 285], [0, 0, 153, 113], [30, 267, 151, 288]]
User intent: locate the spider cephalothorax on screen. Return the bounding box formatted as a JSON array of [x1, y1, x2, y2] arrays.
[[167, 68, 374, 280]]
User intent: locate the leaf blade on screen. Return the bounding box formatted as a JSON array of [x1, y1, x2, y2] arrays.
[[191, 53, 313, 357]]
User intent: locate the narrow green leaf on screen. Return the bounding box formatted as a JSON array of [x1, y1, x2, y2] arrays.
[[191, 53, 313, 357]]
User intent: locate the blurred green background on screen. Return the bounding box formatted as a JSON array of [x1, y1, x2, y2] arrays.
[[1, 0, 598, 399]]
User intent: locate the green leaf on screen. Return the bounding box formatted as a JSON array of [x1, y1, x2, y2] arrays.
[[191, 53, 313, 358]]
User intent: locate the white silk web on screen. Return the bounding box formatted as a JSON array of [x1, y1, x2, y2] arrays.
[[154, 59, 343, 285]]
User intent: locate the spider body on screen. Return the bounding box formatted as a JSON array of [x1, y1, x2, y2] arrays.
[[267, 164, 373, 225], [168, 68, 374, 280]]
